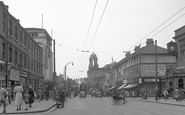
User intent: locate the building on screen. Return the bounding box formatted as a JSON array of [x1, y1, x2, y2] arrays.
[[87, 52, 113, 89], [166, 25, 185, 91], [109, 39, 176, 96], [0, 1, 43, 90], [25, 28, 53, 80]]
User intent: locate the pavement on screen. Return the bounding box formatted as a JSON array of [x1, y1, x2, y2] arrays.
[[0, 99, 56, 114], [136, 97, 185, 107]]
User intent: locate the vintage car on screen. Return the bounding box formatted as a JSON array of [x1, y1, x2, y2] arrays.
[[95, 91, 102, 98], [79, 91, 86, 98]]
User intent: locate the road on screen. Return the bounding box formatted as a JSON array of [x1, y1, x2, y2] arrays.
[[40, 96, 185, 115]]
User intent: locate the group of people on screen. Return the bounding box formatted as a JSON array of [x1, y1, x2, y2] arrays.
[[0, 83, 35, 113]]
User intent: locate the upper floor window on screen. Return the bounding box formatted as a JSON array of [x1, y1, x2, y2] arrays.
[[9, 47, 12, 62], [9, 20, 12, 35], [15, 51, 17, 65], [20, 54, 22, 67], [20, 31, 23, 44], [24, 36, 27, 48], [179, 39, 185, 56], [3, 13, 7, 30], [15, 26, 18, 40], [2, 42, 6, 61]]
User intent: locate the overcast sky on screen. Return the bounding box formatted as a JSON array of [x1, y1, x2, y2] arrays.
[[3, 0, 185, 79]]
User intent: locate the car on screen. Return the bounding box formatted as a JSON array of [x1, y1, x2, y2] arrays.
[[79, 91, 86, 98], [95, 91, 102, 98]]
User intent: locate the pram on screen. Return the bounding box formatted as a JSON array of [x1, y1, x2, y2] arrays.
[[112, 94, 127, 104]]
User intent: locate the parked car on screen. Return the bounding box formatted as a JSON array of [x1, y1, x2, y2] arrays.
[[95, 91, 102, 98]]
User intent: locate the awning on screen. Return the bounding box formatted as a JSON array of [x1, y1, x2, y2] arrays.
[[118, 84, 127, 90], [123, 84, 138, 89], [108, 86, 115, 90]]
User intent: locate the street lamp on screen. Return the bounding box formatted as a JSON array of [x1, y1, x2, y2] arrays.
[[64, 62, 74, 90]]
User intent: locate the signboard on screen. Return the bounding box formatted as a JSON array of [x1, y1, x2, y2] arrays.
[[141, 65, 166, 76], [123, 79, 127, 84], [143, 78, 159, 83], [10, 68, 20, 81]]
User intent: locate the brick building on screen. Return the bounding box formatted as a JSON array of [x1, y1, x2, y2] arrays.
[[0, 2, 43, 91], [109, 39, 176, 96]]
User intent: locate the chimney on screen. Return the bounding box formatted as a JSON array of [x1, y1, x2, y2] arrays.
[[125, 51, 131, 57], [5, 5, 9, 11], [134, 44, 141, 52], [146, 39, 154, 46]]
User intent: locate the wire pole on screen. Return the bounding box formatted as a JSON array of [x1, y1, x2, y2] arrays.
[[53, 39, 56, 99], [155, 40, 158, 101]]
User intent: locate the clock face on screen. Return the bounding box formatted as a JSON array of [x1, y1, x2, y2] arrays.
[[170, 46, 175, 51]]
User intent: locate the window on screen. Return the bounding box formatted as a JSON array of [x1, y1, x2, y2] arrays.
[[9, 47, 12, 62], [15, 51, 17, 65], [15, 26, 18, 40], [31, 41, 34, 53], [24, 36, 27, 48], [27, 39, 30, 50], [2, 43, 6, 61], [20, 54, 22, 67], [180, 39, 185, 56], [20, 31, 23, 44], [24, 56, 27, 69], [9, 20, 12, 35], [3, 13, 7, 30]]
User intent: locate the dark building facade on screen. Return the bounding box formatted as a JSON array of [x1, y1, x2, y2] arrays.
[[0, 2, 43, 91]]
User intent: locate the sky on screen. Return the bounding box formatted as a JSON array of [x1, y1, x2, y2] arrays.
[[3, 0, 185, 79]]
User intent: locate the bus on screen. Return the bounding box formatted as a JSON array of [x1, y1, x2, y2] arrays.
[[79, 83, 87, 98]]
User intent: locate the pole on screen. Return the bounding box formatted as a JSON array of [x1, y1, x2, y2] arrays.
[[65, 66, 67, 90], [53, 39, 56, 99], [155, 40, 158, 101]]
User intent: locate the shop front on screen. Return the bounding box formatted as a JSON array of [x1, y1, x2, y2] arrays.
[[139, 77, 166, 97], [0, 60, 7, 87], [20, 70, 28, 89]]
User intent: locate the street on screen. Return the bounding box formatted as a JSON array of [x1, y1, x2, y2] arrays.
[[35, 96, 185, 115]]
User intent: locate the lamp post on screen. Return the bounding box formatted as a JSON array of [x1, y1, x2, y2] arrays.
[[64, 62, 74, 90]]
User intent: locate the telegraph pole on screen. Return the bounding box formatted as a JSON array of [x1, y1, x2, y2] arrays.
[[53, 39, 56, 99], [155, 40, 158, 101]]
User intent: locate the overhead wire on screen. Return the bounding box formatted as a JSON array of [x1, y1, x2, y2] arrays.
[[115, 6, 185, 61], [80, 0, 110, 75], [79, 0, 98, 73], [87, 0, 110, 51]]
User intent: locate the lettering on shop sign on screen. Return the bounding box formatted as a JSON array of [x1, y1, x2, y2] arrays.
[[144, 78, 159, 82]]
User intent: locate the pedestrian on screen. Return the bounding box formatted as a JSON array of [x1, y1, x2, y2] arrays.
[[38, 88, 42, 102], [28, 86, 34, 108], [14, 83, 24, 111], [6, 85, 11, 104], [24, 90, 30, 111], [163, 89, 169, 101], [174, 88, 180, 101], [0, 85, 8, 113], [45, 88, 49, 101]]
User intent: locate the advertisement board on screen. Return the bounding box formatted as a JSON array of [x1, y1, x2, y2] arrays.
[[141, 65, 166, 76]]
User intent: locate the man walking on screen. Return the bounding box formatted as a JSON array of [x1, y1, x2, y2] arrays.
[[0, 85, 8, 113]]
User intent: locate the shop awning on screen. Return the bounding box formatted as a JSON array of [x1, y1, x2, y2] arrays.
[[118, 84, 127, 90], [108, 86, 115, 90], [123, 84, 138, 89]]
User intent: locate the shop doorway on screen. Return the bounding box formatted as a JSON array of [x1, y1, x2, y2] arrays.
[[178, 78, 184, 89]]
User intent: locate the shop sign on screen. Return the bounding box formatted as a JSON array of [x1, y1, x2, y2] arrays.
[[123, 79, 127, 84], [20, 71, 28, 77], [141, 65, 166, 76], [10, 68, 20, 81], [143, 78, 159, 83]]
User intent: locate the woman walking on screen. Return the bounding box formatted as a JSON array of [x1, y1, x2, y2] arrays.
[[28, 86, 34, 108], [14, 83, 23, 111]]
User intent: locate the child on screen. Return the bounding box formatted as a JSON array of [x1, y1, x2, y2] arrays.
[[24, 90, 30, 111]]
